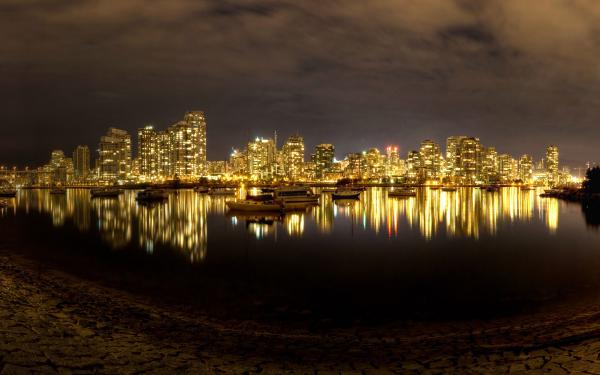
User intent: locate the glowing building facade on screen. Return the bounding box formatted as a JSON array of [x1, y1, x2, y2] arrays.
[[282, 135, 305, 180], [98, 127, 132, 182], [73, 145, 90, 181], [313, 143, 335, 180]]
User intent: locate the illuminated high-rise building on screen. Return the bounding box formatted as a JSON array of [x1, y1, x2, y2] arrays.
[[498, 154, 516, 182], [282, 135, 305, 180], [518, 154, 533, 183], [72, 145, 90, 181], [419, 139, 442, 180], [167, 111, 207, 179], [156, 131, 171, 178], [49, 150, 69, 184], [445, 136, 467, 177], [482, 146, 498, 183], [407, 150, 422, 181], [137, 125, 157, 180], [247, 137, 276, 180], [345, 152, 366, 178], [365, 148, 383, 179], [228, 149, 247, 176], [458, 137, 482, 183], [384, 146, 401, 177], [98, 127, 131, 181], [313, 143, 335, 179], [545, 145, 559, 185]]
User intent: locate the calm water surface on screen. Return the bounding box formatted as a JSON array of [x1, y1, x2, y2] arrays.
[[1, 187, 600, 321]]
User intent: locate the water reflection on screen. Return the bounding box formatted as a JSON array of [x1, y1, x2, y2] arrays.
[[9, 187, 566, 260]]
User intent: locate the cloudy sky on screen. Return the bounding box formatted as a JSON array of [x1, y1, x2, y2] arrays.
[[1, 0, 600, 167]]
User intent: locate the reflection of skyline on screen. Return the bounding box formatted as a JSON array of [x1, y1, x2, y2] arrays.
[[10, 187, 562, 262]]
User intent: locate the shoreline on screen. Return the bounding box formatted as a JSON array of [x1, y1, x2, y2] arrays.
[[3, 252, 600, 372]]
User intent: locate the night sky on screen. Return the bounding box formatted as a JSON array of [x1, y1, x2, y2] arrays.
[[2, 0, 600, 168]]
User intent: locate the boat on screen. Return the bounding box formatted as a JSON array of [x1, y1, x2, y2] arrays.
[[50, 187, 66, 195], [208, 188, 237, 196], [429, 186, 440, 190], [339, 185, 366, 192], [226, 200, 282, 212], [520, 185, 536, 191], [90, 187, 122, 198], [273, 186, 319, 205], [388, 188, 416, 197], [0, 188, 17, 197], [194, 186, 209, 194], [246, 193, 273, 202], [260, 187, 276, 193], [136, 188, 168, 202], [485, 185, 500, 192], [441, 186, 458, 192], [332, 189, 361, 200], [321, 187, 338, 193]]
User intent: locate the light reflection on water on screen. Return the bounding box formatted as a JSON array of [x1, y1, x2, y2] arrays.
[[4, 187, 566, 261]]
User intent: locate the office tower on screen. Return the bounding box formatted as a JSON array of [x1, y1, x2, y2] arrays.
[[137, 125, 157, 180], [72, 145, 90, 181], [49, 150, 68, 184], [156, 131, 171, 178], [458, 137, 482, 183], [345, 152, 366, 178], [384, 146, 400, 177], [419, 139, 442, 180], [518, 154, 533, 183], [228, 148, 247, 176], [313, 143, 335, 179], [546, 145, 559, 185], [363, 148, 382, 179], [98, 127, 132, 181], [247, 137, 276, 180], [282, 135, 305, 180], [184, 111, 207, 173], [481, 147, 498, 183], [497, 154, 515, 182], [407, 150, 422, 181], [445, 136, 467, 176]]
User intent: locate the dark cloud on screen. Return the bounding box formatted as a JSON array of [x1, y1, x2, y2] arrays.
[[1, 0, 600, 167]]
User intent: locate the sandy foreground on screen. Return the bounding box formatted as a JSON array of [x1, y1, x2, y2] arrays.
[[2, 252, 600, 374]]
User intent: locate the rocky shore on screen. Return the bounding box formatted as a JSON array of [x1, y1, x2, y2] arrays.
[[2, 253, 600, 374]]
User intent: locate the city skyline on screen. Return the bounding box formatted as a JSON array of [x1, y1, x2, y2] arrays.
[[0, 109, 577, 188], [3, 1, 600, 167]]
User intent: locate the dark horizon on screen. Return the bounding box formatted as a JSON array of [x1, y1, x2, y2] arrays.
[[2, 0, 600, 168]]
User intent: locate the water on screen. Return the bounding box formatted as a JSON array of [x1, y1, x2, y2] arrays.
[[1, 187, 600, 322]]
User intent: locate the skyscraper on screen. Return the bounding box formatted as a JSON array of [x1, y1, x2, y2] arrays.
[[419, 139, 442, 180], [445, 136, 467, 177], [313, 144, 335, 180], [247, 137, 276, 180], [518, 154, 533, 183], [481, 147, 498, 183], [98, 128, 131, 181], [282, 135, 305, 180], [168, 111, 206, 179], [72, 145, 90, 181], [137, 125, 157, 180], [458, 137, 482, 183], [546, 145, 559, 185]]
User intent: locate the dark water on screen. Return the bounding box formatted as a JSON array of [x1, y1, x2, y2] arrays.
[[1, 187, 600, 323]]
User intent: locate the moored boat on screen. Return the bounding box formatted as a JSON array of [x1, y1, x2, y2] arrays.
[[194, 186, 209, 194], [136, 188, 168, 202], [388, 188, 416, 197], [50, 187, 66, 195], [208, 188, 237, 196], [91, 187, 123, 198], [0, 188, 17, 197], [332, 189, 361, 200], [485, 185, 500, 192], [246, 193, 273, 202], [226, 200, 282, 212], [441, 186, 457, 192], [520, 185, 535, 191], [274, 186, 319, 205]]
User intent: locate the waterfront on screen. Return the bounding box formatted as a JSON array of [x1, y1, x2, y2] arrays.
[[1, 187, 600, 323]]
